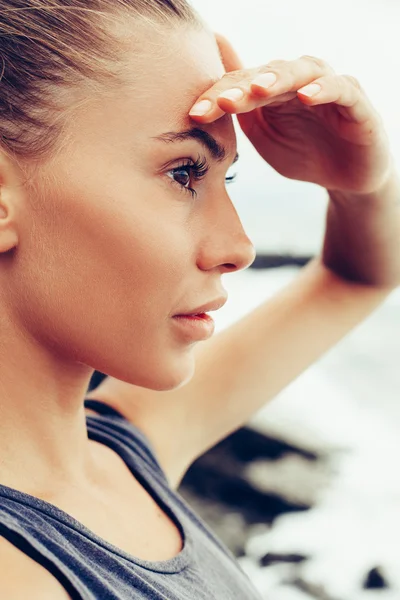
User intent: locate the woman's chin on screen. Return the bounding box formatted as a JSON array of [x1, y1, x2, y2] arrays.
[[117, 353, 196, 392], [98, 349, 196, 392], [156, 350, 197, 391], [152, 361, 195, 392]]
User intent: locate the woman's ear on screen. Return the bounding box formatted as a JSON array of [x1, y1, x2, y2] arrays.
[[214, 32, 244, 73], [0, 152, 24, 252]]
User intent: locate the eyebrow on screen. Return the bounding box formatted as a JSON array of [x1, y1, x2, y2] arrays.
[[152, 127, 239, 165]]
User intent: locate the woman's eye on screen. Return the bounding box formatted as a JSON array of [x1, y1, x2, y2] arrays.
[[170, 168, 191, 188], [167, 166, 197, 198], [166, 158, 237, 199], [166, 160, 208, 198]]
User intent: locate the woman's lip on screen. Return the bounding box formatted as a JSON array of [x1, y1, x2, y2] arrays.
[[173, 312, 210, 319], [172, 313, 215, 341]]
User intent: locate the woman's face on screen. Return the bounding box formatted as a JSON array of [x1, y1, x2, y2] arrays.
[[11, 24, 256, 391]]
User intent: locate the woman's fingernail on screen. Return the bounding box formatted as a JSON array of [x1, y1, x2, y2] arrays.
[[251, 72, 277, 89], [298, 83, 321, 97], [189, 99, 213, 116], [218, 88, 245, 102]]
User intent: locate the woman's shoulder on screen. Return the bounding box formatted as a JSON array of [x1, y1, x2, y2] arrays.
[[0, 536, 72, 599]]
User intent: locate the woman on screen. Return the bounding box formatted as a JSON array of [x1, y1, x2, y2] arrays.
[[0, 0, 398, 598]]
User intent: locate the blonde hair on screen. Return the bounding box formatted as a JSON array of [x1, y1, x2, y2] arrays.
[[0, 0, 202, 163]]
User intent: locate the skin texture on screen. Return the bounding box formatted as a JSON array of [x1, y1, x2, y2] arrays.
[[0, 24, 255, 494]]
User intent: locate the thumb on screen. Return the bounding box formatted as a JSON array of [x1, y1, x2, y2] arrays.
[[214, 32, 244, 73]]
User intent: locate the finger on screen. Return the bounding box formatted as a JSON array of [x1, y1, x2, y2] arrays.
[[297, 74, 378, 126], [189, 66, 262, 122], [189, 55, 333, 123], [214, 32, 244, 72]]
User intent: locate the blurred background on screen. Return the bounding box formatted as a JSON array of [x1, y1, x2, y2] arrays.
[[90, 1, 400, 598]]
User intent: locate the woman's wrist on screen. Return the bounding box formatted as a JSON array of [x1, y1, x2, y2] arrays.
[[322, 168, 400, 288]]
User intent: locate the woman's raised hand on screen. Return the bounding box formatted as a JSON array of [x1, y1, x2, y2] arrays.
[[189, 33, 394, 196]]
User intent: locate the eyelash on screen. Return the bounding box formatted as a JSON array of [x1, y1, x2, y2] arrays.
[[167, 155, 237, 198]]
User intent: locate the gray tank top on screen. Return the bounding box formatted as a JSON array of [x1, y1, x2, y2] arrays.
[[0, 399, 262, 599]]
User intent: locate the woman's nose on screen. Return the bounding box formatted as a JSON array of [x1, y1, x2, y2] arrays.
[[196, 192, 256, 274]]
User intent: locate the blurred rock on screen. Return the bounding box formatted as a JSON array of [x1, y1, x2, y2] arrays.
[[363, 566, 389, 590], [249, 254, 313, 269], [179, 425, 328, 558], [260, 552, 308, 568]]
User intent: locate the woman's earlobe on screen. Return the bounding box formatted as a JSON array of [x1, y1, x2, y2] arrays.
[[0, 200, 18, 252]]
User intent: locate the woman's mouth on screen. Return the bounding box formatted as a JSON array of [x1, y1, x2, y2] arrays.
[[172, 313, 215, 341]]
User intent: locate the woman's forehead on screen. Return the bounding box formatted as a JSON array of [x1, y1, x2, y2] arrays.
[[55, 27, 230, 160], [123, 26, 225, 125]]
